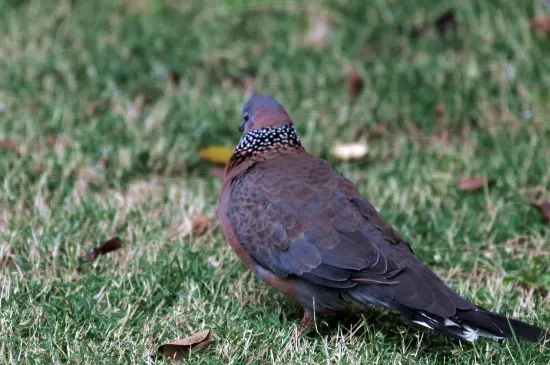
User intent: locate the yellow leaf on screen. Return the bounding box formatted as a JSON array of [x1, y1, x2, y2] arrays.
[[198, 146, 233, 164]]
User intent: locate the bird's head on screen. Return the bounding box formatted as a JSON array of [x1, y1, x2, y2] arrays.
[[239, 94, 293, 133]]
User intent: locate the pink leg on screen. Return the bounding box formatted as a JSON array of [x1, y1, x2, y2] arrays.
[[300, 312, 313, 332], [299, 309, 313, 333]]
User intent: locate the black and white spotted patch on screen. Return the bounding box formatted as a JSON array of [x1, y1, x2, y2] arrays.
[[234, 124, 302, 156]]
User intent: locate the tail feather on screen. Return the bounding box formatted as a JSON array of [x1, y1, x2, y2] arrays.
[[454, 307, 546, 342], [404, 306, 547, 342]]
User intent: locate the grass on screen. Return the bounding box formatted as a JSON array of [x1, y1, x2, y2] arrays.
[[1, 0, 549, 363]]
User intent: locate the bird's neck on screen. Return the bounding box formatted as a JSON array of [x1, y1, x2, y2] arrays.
[[225, 124, 304, 173]]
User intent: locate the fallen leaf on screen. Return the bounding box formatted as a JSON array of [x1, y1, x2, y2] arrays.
[[0, 139, 20, 154], [435, 9, 457, 34], [457, 175, 494, 191], [531, 201, 550, 224], [347, 67, 364, 102], [210, 167, 225, 180], [191, 214, 213, 236], [530, 15, 550, 33], [80, 236, 123, 262], [331, 140, 368, 161], [158, 330, 219, 360], [199, 146, 233, 165]]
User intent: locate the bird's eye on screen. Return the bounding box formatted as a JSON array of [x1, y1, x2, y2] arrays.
[[243, 113, 249, 121]]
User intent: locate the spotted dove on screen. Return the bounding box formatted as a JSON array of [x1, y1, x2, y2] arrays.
[[218, 94, 547, 342]]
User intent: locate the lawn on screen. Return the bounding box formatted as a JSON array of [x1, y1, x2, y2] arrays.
[[1, 0, 549, 364]]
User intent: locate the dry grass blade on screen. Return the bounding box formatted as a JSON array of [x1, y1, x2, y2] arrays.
[[531, 201, 550, 224], [80, 236, 123, 262], [457, 175, 494, 191], [158, 330, 219, 361]]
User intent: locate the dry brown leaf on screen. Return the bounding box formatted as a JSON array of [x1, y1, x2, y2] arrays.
[[531, 201, 550, 224], [80, 236, 123, 262], [191, 214, 213, 236], [530, 15, 550, 33], [0, 139, 21, 154], [347, 67, 364, 102], [457, 175, 494, 191], [331, 140, 368, 161], [199, 146, 233, 165], [158, 330, 218, 360]]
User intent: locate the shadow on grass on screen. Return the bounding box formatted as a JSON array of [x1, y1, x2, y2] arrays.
[[294, 305, 458, 357]]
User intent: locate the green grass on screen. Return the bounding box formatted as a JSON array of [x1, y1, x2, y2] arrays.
[[1, 0, 549, 363]]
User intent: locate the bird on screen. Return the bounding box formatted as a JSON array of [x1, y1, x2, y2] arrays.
[[218, 94, 547, 343]]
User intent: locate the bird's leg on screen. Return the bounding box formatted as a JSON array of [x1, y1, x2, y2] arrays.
[[298, 307, 337, 333], [298, 309, 314, 332]]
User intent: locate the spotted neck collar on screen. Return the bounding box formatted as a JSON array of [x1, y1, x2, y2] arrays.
[[228, 125, 303, 167], [234, 124, 302, 154]]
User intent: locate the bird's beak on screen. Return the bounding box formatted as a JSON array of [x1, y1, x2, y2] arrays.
[[238, 120, 246, 132]]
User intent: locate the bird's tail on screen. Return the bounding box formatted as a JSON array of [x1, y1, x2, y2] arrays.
[[403, 305, 547, 342]]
